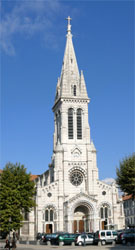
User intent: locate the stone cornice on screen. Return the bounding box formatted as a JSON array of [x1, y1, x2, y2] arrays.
[[52, 97, 90, 111], [61, 97, 90, 103]]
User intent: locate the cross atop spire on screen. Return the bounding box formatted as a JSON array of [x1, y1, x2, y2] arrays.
[[66, 16, 72, 34], [66, 16, 72, 25]]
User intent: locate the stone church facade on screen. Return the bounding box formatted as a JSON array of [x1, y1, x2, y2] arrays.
[[20, 17, 124, 239]]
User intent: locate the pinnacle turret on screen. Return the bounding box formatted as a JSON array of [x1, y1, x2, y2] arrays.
[[80, 70, 88, 98]]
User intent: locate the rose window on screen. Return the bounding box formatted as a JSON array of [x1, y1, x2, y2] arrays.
[[70, 170, 83, 186]]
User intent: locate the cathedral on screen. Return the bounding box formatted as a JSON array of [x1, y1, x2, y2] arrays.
[[20, 17, 124, 239]]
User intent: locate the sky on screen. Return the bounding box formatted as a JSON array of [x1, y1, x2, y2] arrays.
[[0, 0, 134, 182]]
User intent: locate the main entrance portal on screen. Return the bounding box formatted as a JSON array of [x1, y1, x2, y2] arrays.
[[73, 204, 94, 233]]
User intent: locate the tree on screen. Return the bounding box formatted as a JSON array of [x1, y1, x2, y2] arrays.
[[116, 154, 135, 198], [0, 163, 36, 232]]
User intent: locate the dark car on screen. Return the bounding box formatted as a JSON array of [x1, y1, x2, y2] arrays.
[[42, 233, 59, 245], [36, 233, 41, 240], [122, 231, 135, 245], [0, 231, 7, 239], [57, 233, 77, 245], [49, 233, 78, 245], [37, 232, 46, 241], [116, 231, 125, 244]]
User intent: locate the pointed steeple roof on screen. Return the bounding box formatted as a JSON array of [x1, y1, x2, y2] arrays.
[[54, 17, 89, 104]]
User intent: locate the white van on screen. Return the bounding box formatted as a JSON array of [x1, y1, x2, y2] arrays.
[[94, 230, 118, 245]]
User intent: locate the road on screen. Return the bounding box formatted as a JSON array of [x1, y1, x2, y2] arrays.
[[0, 239, 134, 250], [0, 243, 133, 250]]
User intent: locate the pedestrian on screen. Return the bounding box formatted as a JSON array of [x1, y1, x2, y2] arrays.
[[15, 232, 19, 240], [12, 233, 17, 250], [4, 238, 11, 250]]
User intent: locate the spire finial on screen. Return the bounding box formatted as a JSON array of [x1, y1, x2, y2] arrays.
[[66, 16, 72, 34]]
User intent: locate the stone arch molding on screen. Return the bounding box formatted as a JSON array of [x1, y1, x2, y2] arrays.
[[68, 195, 96, 218], [66, 107, 84, 114], [71, 146, 82, 156], [43, 203, 57, 213], [66, 106, 75, 113], [73, 200, 95, 215], [76, 106, 84, 114], [71, 201, 95, 220], [98, 201, 112, 210]]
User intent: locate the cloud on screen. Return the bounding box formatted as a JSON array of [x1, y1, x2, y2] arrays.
[[0, 0, 61, 55], [102, 178, 115, 185]]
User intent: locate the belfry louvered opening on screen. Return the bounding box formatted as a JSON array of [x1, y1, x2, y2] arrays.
[[77, 108, 82, 139], [68, 108, 73, 139]]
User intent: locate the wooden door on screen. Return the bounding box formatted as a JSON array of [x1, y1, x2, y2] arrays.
[[79, 220, 84, 233], [46, 224, 52, 233], [74, 220, 77, 233], [46, 224, 50, 233], [101, 221, 104, 230]]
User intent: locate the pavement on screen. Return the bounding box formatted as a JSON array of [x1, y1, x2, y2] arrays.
[[18, 244, 133, 250], [0, 242, 134, 250], [1, 239, 134, 250]]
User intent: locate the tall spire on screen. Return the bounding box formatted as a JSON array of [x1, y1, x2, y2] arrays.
[[54, 17, 88, 103]]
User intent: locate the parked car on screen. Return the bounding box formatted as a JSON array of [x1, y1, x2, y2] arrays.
[[36, 232, 46, 241], [37, 232, 41, 240], [75, 233, 94, 246], [55, 233, 77, 245], [42, 233, 59, 245], [116, 231, 124, 244], [115, 230, 127, 244], [0, 231, 7, 239], [49, 233, 79, 245], [122, 231, 135, 245], [94, 230, 118, 245]]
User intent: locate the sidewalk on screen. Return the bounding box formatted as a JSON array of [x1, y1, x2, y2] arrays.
[[10, 243, 135, 250], [1, 242, 135, 250], [17, 243, 59, 249]]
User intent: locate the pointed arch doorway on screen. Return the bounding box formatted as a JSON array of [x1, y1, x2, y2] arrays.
[[73, 203, 94, 233]]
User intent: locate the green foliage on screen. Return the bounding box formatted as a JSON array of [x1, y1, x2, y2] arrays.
[[0, 163, 36, 232], [116, 154, 135, 197]]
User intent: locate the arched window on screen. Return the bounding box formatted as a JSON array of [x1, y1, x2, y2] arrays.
[[45, 210, 48, 221], [77, 109, 82, 139], [100, 207, 104, 219], [50, 210, 54, 221], [73, 85, 76, 96], [45, 208, 55, 222], [68, 108, 73, 139], [105, 207, 108, 218], [100, 204, 110, 219]]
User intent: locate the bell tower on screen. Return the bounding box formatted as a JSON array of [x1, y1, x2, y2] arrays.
[[52, 17, 99, 197]]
